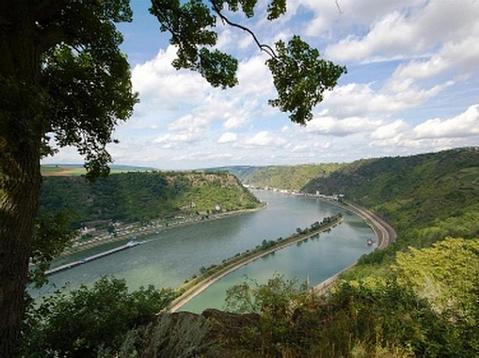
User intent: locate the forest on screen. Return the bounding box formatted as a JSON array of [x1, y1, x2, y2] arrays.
[[40, 171, 260, 228], [22, 148, 479, 357], [212, 163, 344, 191]]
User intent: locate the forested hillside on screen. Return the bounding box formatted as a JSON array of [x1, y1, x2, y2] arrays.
[[212, 164, 343, 191], [40, 171, 260, 228], [28, 149, 479, 357], [303, 147, 479, 268]]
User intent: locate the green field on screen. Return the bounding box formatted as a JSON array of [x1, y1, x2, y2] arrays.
[[41, 164, 154, 176]]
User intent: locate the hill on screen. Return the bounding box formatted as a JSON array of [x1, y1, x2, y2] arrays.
[[29, 148, 479, 357], [303, 147, 479, 266], [209, 163, 344, 191], [40, 171, 260, 228], [207, 165, 258, 180], [41, 164, 154, 176]]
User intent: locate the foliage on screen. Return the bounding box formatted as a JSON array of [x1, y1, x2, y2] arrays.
[[224, 275, 313, 356], [216, 163, 344, 190], [11, 0, 139, 176], [267, 36, 346, 124], [40, 171, 260, 227], [393, 238, 479, 328], [29, 212, 74, 288], [210, 148, 479, 357], [149, 0, 344, 124], [304, 148, 479, 264], [22, 277, 177, 358], [225, 274, 309, 314], [2, 0, 342, 354], [2, 2, 138, 352], [223, 272, 478, 357]]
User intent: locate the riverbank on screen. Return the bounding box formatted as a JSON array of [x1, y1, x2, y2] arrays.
[[313, 200, 396, 295], [59, 204, 266, 257], [168, 214, 343, 312]]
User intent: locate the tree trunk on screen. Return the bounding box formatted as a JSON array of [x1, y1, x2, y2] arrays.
[[0, 2, 43, 355], [0, 144, 41, 357]]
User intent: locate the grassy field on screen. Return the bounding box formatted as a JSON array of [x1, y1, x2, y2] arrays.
[[41, 164, 154, 176]]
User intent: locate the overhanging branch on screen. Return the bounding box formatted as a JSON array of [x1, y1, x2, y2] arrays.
[[209, 1, 277, 59]]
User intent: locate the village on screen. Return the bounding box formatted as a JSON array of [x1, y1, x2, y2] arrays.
[[65, 201, 265, 256], [242, 184, 345, 201]]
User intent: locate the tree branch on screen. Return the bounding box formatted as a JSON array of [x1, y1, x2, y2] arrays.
[[209, 1, 277, 59], [335, 0, 343, 14], [33, 0, 64, 23], [38, 25, 69, 53]]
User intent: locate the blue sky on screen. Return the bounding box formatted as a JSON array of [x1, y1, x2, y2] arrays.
[[45, 0, 479, 169]]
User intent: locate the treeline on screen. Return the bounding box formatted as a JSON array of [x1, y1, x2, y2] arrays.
[[24, 148, 479, 357], [186, 214, 342, 289], [40, 171, 260, 228], [303, 147, 479, 256], [211, 163, 344, 191]]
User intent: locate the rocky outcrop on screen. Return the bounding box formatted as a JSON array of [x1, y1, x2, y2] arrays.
[[140, 309, 259, 358]]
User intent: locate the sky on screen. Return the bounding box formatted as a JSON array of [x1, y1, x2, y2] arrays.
[[44, 0, 479, 169]]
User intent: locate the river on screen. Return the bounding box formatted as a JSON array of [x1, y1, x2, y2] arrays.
[[33, 190, 376, 307]]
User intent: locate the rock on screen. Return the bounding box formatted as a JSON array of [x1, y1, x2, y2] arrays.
[[139, 309, 260, 358]]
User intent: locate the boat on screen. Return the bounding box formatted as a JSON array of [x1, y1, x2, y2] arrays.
[[367, 239, 374, 246], [126, 240, 139, 247]]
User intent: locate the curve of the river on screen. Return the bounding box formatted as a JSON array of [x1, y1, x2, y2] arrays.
[[33, 190, 376, 301]]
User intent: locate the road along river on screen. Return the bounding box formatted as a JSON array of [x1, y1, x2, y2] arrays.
[[32, 190, 378, 302]]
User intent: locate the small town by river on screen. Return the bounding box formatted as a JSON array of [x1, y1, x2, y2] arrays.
[[32, 190, 376, 303]]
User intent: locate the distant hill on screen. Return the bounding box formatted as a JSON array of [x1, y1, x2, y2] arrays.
[[208, 164, 344, 191], [206, 165, 259, 180], [303, 147, 479, 253], [40, 171, 260, 228], [41, 164, 155, 176]]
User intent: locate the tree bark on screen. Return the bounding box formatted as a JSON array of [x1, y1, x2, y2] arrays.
[[0, 143, 41, 357], [0, 1, 43, 355]]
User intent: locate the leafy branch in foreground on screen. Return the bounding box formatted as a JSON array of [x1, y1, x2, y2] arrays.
[[22, 277, 177, 358], [150, 0, 346, 125]]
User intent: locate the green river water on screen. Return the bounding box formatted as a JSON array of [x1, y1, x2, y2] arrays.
[[34, 190, 376, 312]]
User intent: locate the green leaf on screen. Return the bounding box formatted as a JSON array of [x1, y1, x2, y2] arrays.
[[267, 36, 346, 124]]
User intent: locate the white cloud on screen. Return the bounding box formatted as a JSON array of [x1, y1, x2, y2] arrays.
[[325, 1, 479, 62], [153, 133, 200, 148], [224, 113, 248, 129], [46, 1, 479, 168], [218, 132, 238, 144], [392, 35, 479, 83], [321, 81, 451, 118], [235, 55, 274, 97], [244, 131, 287, 147], [290, 0, 422, 38], [371, 120, 409, 140], [369, 105, 479, 149], [291, 144, 308, 153], [169, 114, 210, 134], [132, 46, 209, 110], [414, 104, 479, 139], [306, 115, 381, 136]]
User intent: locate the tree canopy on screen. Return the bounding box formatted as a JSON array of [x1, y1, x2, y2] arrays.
[[0, 1, 345, 355], [150, 0, 345, 126]]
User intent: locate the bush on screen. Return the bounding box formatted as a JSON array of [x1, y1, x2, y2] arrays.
[[22, 277, 177, 357]]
